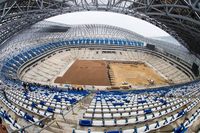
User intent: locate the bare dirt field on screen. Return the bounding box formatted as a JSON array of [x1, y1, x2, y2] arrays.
[[54, 60, 111, 86], [55, 60, 168, 87], [109, 62, 168, 86]]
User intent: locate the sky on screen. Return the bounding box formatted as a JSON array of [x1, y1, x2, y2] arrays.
[[46, 11, 180, 44]]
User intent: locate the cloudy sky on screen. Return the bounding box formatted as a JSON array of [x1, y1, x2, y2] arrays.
[[46, 11, 179, 44]]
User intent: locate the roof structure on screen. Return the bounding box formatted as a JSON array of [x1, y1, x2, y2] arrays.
[[0, 0, 200, 54]]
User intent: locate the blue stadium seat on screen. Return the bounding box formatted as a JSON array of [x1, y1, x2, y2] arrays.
[[79, 120, 92, 126]]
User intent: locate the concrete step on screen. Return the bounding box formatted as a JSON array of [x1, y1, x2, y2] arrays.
[[40, 129, 55, 133], [50, 121, 64, 129], [45, 126, 64, 133], [53, 121, 76, 130], [57, 119, 78, 128]]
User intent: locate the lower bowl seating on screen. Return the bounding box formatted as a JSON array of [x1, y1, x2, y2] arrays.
[[0, 82, 90, 132], [0, 67, 200, 133], [72, 81, 200, 133]]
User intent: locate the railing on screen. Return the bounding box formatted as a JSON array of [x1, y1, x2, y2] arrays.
[[12, 115, 53, 133], [36, 94, 93, 133], [61, 92, 94, 122], [37, 119, 61, 133]]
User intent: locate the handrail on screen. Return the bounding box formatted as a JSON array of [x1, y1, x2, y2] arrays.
[[37, 119, 61, 133], [37, 97, 90, 133], [12, 114, 53, 133], [62, 92, 93, 118], [30, 93, 93, 133]]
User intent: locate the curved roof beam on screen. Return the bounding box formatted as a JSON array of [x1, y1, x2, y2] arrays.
[[0, 0, 199, 54]]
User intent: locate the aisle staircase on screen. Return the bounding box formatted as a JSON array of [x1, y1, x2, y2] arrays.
[[108, 64, 116, 86], [39, 93, 94, 133]]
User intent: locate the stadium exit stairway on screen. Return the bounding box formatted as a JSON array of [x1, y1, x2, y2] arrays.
[[40, 93, 95, 133]]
